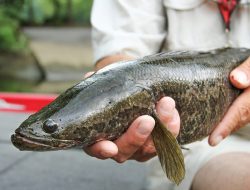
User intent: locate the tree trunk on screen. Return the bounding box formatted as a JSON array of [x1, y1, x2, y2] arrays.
[[66, 0, 73, 24], [27, 0, 34, 25]]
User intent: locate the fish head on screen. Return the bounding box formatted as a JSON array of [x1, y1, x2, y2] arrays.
[[11, 83, 89, 151], [11, 105, 83, 151], [11, 65, 152, 151]]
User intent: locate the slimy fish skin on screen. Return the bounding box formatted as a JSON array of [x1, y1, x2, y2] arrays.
[[11, 48, 250, 184]]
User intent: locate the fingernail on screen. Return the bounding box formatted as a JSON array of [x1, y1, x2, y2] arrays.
[[233, 70, 250, 86], [159, 103, 174, 117], [137, 121, 153, 135], [211, 135, 223, 146]]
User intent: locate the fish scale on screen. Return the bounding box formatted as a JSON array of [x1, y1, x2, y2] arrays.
[[11, 48, 250, 184]]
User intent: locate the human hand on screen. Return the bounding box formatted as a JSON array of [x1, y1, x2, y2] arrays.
[[209, 57, 250, 146], [83, 72, 180, 163]]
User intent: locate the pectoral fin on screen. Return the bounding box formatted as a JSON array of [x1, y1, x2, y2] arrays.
[[151, 112, 185, 185]]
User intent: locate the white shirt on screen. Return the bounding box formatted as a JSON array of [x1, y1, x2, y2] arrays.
[[91, 2, 250, 190], [91, 0, 250, 63]]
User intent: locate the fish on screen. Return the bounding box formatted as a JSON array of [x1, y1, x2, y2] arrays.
[[11, 48, 250, 184]]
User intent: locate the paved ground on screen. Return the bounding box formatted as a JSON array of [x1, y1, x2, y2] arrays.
[[0, 112, 147, 190]]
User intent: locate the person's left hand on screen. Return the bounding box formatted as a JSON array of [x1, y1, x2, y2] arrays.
[[209, 57, 250, 146]]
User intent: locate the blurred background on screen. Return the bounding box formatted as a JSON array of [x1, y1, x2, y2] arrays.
[[0, 1, 148, 190], [0, 0, 93, 93]]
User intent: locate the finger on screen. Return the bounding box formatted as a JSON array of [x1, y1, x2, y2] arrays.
[[112, 115, 155, 163], [130, 97, 181, 162], [209, 87, 250, 146], [84, 140, 118, 159], [156, 97, 180, 137], [130, 136, 157, 162], [84, 71, 95, 78], [230, 57, 250, 89]]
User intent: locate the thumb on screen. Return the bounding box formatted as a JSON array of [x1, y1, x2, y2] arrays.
[[156, 97, 180, 137], [230, 57, 250, 89]]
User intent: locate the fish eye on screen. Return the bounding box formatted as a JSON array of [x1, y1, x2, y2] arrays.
[[42, 119, 58, 134]]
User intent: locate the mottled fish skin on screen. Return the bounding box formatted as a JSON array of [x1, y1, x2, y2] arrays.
[[11, 48, 250, 150]]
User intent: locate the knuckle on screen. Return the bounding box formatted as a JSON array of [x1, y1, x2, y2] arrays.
[[133, 146, 156, 162], [221, 128, 230, 137], [219, 129, 230, 139], [127, 135, 145, 148], [127, 140, 141, 149], [219, 120, 235, 138], [134, 153, 156, 162], [227, 118, 237, 131], [141, 144, 156, 155], [238, 105, 250, 125]]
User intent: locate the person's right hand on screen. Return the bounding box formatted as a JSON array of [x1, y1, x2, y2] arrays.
[[83, 72, 180, 163]]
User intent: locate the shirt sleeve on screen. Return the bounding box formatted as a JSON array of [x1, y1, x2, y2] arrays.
[[91, 0, 166, 63]]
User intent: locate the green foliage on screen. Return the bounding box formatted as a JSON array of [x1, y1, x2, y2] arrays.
[[21, 0, 93, 25], [21, 0, 55, 24], [0, 1, 28, 53], [0, 0, 93, 52], [72, 0, 92, 24]]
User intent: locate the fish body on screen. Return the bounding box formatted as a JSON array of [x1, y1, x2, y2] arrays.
[[11, 48, 250, 184]]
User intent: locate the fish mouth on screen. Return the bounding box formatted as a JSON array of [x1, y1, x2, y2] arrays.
[[11, 132, 80, 151]]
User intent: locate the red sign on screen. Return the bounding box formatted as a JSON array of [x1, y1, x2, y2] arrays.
[[0, 93, 57, 113]]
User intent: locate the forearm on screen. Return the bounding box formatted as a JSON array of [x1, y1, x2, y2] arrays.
[[95, 54, 134, 70]]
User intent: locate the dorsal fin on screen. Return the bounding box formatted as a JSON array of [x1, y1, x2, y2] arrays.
[[140, 50, 200, 65], [145, 50, 192, 58]]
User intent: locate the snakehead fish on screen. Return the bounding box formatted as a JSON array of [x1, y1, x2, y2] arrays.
[[11, 48, 250, 184]]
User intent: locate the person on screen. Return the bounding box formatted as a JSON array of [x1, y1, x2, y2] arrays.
[[85, 1, 250, 190]]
